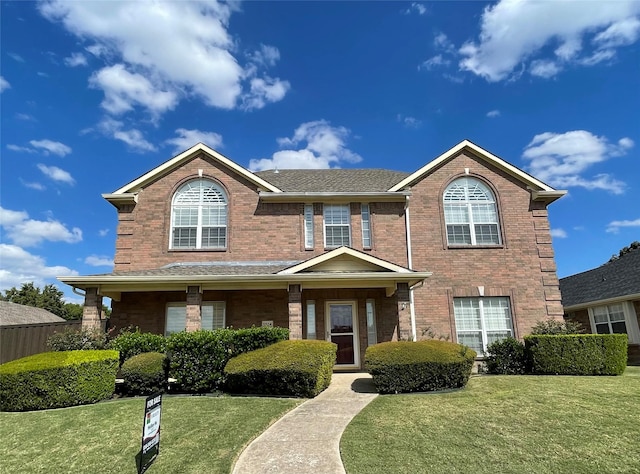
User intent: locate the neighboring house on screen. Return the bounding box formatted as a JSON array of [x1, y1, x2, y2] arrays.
[[59, 140, 566, 370], [0, 301, 66, 326], [560, 249, 640, 365]]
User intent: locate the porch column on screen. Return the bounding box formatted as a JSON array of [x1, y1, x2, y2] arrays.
[[82, 287, 103, 331], [394, 283, 412, 341], [186, 285, 202, 332], [288, 284, 303, 340]]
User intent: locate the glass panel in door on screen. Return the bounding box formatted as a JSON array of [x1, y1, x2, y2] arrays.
[[328, 303, 356, 365]]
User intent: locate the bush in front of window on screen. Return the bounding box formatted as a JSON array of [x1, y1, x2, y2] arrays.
[[228, 326, 289, 357], [47, 327, 111, 351], [530, 319, 585, 335], [364, 340, 477, 394], [0, 350, 119, 411], [485, 337, 527, 375], [108, 328, 167, 365], [524, 334, 628, 375], [224, 340, 337, 398], [120, 352, 167, 396]]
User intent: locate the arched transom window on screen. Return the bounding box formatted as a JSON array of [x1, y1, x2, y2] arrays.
[[443, 177, 501, 246], [171, 179, 227, 249]]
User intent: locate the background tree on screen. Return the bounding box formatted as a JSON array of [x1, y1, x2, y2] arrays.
[[608, 241, 640, 263]]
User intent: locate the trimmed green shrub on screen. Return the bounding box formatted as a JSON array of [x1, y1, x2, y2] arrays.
[[485, 337, 527, 375], [229, 326, 289, 357], [365, 340, 476, 394], [531, 319, 585, 335], [224, 340, 337, 398], [47, 328, 110, 351], [0, 350, 119, 411], [120, 352, 166, 396], [524, 334, 627, 375], [109, 328, 166, 365]]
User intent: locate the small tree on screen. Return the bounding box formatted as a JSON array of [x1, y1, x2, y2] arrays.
[[531, 319, 585, 335]]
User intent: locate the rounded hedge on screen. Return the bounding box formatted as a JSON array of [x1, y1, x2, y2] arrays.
[[120, 352, 166, 396], [365, 340, 476, 394]]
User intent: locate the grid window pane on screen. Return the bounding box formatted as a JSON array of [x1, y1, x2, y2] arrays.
[[172, 228, 197, 248], [361, 204, 371, 248], [173, 207, 198, 226], [471, 203, 498, 222], [475, 224, 500, 244], [457, 332, 483, 354], [201, 206, 226, 226], [595, 323, 610, 334], [166, 305, 186, 335], [304, 205, 314, 249], [202, 302, 225, 330], [454, 297, 513, 355], [611, 321, 627, 334], [202, 227, 226, 248], [324, 204, 351, 247], [444, 203, 469, 224], [326, 226, 351, 247], [453, 299, 481, 330], [447, 225, 472, 244]]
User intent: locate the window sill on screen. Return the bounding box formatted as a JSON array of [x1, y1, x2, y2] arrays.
[[447, 244, 504, 250], [169, 248, 228, 252]]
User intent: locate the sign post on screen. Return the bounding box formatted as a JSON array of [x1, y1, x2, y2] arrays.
[[138, 393, 162, 474]]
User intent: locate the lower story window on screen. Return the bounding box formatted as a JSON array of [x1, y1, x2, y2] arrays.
[[453, 297, 513, 355], [165, 302, 226, 335], [591, 304, 627, 335]]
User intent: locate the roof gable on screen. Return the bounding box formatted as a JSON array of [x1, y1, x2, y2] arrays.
[[110, 143, 282, 195], [388, 140, 566, 201], [278, 247, 413, 274]]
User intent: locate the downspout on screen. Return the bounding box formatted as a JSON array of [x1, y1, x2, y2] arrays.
[[72, 287, 86, 297], [404, 195, 417, 341]]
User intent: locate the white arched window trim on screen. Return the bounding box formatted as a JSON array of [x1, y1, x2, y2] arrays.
[[170, 179, 228, 250], [443, 177, 501, 246]]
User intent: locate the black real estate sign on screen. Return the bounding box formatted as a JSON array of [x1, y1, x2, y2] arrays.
[[138, 393, 162, 474]]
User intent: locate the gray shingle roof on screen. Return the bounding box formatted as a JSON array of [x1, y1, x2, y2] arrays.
[[254, 169, 410, 192], [0, 301, 66, 326], [559, 249, 640, 308], [110, 261, 301, 277]]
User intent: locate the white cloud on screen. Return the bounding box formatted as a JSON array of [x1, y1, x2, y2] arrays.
[[8, 52, 25, 62], [419, 54, 450, 71], [0, 206, 82, 247], [0, 244, 79, 291], [530, 59, 562, 78], [29, 139, 72, 156], [550, 228, 568, 239], [16, 113, 36, 121], [64, 52, 88, 67], [522, 130, 633, 194], [247, 44, 281, 67], [39, 0, 289, 116], [97, 118, 156, 152], [404, 2, 427, 16], [37, 164, 75, 185], [89, 64, 178, 116], [249, 120, 362, 171], [166, 128, 223, 153], [397, 114, 422, 128], [98, 228, 109, 237], [241, 76, 291, 111], [7, 144, 36, 154], [20, 179, 46, 191], [486, 110, 501, 118], [0, 76, 10, 92], [606, 218, 640, 234], [459, 0, 640, 81], [84, 255, 114, 267]]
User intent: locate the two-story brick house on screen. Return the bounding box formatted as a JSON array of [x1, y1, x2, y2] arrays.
[[60, 140, 566, 369]]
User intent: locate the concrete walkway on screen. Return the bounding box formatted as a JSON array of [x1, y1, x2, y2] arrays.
[[231, 373, 378, 474]]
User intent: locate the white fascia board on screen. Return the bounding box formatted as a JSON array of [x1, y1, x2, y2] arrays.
[[388, 140, 556, 193], [112, 143, 282, 194], [259, 191, 410, 203], [563, 293, 640, 312]]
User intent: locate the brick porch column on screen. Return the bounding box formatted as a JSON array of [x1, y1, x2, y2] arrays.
[[288, 284, 302, 340], [393, 282, 412, 341], [186, 285, 202, 332], [82, 287, 103, 331]]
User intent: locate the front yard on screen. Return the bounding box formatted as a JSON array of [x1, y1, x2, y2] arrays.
[[341, 367, 640, 474]]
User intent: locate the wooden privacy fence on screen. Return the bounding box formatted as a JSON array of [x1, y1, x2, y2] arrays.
[[1, 320, 81, 364]]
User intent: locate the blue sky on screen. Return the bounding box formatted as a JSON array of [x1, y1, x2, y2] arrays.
[[1, 0, 639, 304]]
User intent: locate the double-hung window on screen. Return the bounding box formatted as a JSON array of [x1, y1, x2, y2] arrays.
[[591, 304, 627, 335], [453, 297, 513, 355], [165, 302, 226, 336], [304, 204, 314, 249], [171, 179, 227, 249], [361, 204, 372, 249], [324, 204, 351, 247], [443, 177, 500, 246]]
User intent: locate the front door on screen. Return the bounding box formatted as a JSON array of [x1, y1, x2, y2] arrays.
[[326, 301, 359, 369]]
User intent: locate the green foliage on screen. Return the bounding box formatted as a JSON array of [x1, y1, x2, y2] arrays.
[[608, 240, 640, 263], [120, 352, 166, 396], [63, 303, 84, 320], [365, 340, 476, 394], [0, 350, 119, 411], [165, 326, 289, 393], [108, 328, 166, 365], [224, 340, 337, 398], [47, 327, 110, 351], [485, 337, 527, 374], [525, 334, 628, 375], [531, 319, 585, 335]]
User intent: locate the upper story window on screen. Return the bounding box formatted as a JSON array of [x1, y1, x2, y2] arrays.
[[361, 204, 372, 249], [443, 177, 501, 246], [324, 204, 351, 248], [171, 179, 227, 250], [304, 204, 314, 250]]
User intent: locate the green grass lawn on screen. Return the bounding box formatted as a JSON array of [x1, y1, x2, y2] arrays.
[[0, 396, 301, 474], [341, 367, 640, 474]]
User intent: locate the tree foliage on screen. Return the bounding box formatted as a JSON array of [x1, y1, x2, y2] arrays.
[[608, 241, 640, 263]]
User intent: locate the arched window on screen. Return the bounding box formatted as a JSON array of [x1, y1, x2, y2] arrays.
[[443, 177, 500, 246], [171, 179, 227, 249]]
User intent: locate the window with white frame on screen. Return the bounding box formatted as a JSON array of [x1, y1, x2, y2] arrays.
[[306, 300, 316, 339], [165, 302, 226, 335], [591, 304, 627, 335], [366, 298, 377, 345], [304, 204, 314, 249], [171, 179, 227, 249], [361, 204, 372, 249], [453, 297, 513, 355], [324, 204, 351, 247], [443, 177, 501, 246]]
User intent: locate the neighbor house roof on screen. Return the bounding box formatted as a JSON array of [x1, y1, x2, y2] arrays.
[[559, 248, 640, 309], [0, 301, 66, 326]]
